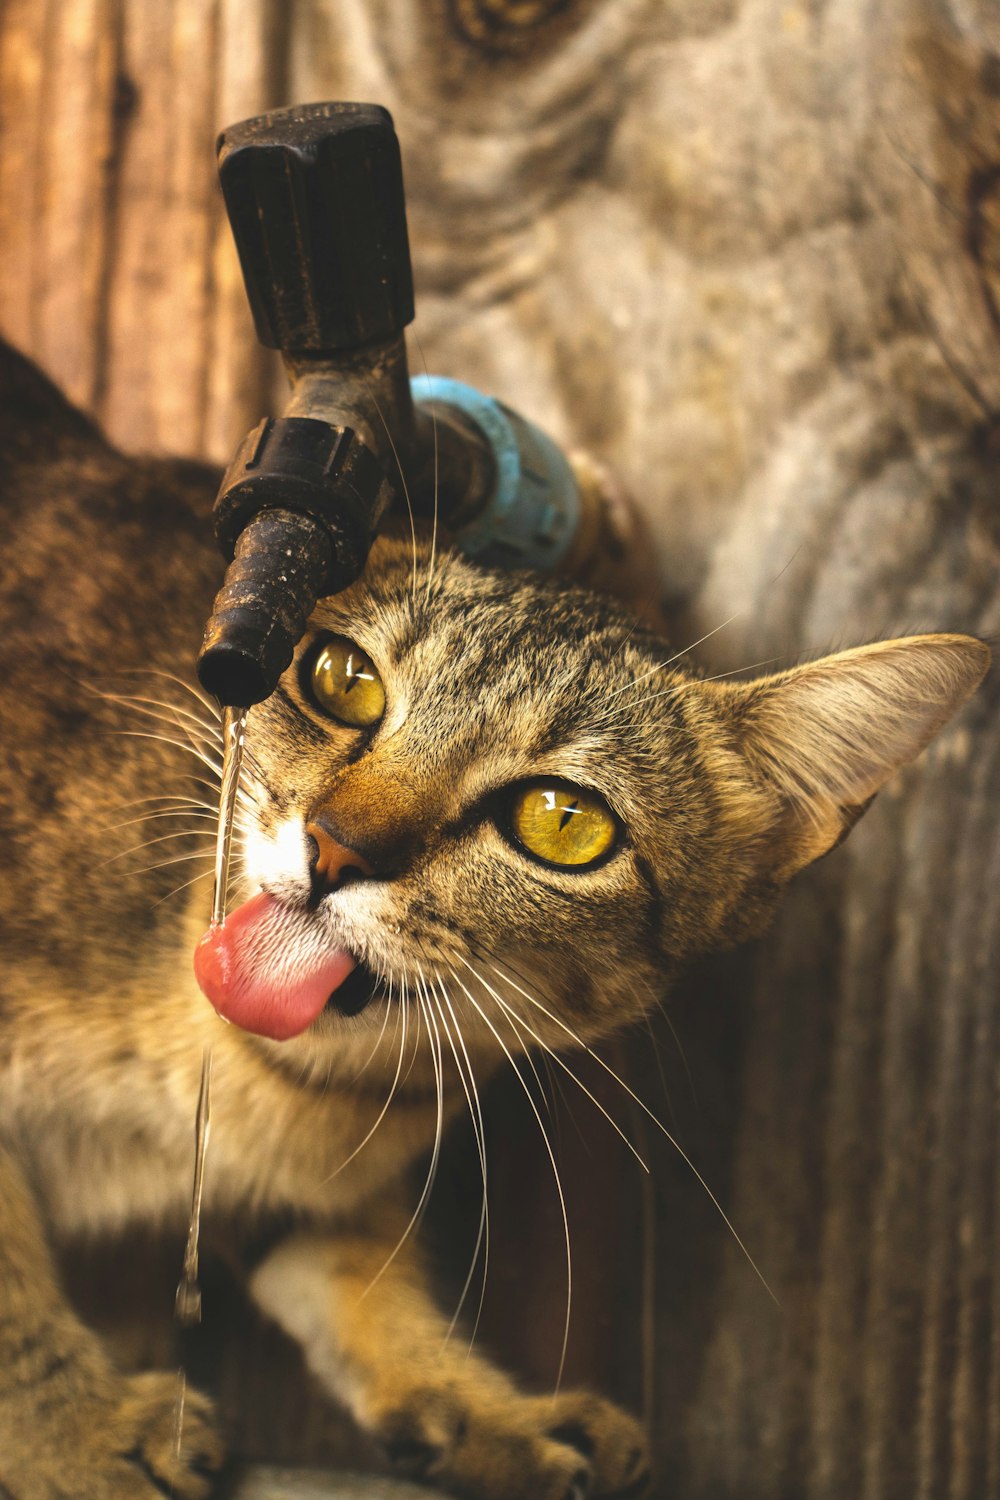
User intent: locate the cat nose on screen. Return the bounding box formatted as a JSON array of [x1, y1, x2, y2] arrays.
[[305, 818, 375, 900]]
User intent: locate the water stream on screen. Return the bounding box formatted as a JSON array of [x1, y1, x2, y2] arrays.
[[210, 705, 249, 928], [173, 705, 248, 1459], [174, 1048, 214, 1326]]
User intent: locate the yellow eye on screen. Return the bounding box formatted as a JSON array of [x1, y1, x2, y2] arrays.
[[509, 781, 618, 869], [309, 637, 385, 728]]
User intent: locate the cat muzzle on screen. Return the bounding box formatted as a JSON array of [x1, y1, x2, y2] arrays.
[[305, 819, 376, 905], [194, 891, 362, 1041]]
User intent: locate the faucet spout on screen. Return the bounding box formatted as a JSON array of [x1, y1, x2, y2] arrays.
[[197, 99, 626, 708], [197, 103, 417, 707]]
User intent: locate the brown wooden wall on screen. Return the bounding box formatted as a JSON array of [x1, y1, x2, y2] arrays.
[[0, 0, 282, 462], [3, 2, 1000, 1497]]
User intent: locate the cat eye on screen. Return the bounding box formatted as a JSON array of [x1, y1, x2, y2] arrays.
[[308, 637, 386, 728], [508, 780, 619, 870]]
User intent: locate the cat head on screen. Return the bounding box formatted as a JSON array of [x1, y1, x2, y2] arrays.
[[229, 532, 988, 1062]]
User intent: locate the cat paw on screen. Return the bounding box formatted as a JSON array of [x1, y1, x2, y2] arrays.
[[0, 1367, 224, 1500], [109, 1370, 225, 1499], [539, 1391, 652, 1498], [372, 1384, 650, 1500]]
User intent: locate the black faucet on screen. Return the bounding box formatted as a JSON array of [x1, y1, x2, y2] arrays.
[[198, 102, 594, 709]]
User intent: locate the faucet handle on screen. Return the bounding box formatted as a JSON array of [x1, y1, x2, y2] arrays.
[[218, 101, 415, 355]]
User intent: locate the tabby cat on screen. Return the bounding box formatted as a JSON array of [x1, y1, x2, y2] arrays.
[[0, 336, 988, 1500]]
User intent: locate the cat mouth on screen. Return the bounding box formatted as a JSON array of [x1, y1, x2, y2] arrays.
[[194, 891, 383, 1040], [324, 960, 390, 1018]]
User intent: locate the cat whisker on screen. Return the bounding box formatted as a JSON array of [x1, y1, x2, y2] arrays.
[[349, 983, 396, 1084], [484, 958, 778, 1306], [103, 667, 222, 720], [449, 963, 573, 1395], [107, 705, 265, 804], [431, 979, 490, 1354], [628, 970, 696, 1116], [363, 977, 445, 1296], [366, 380, 420, 606], [321, 983, 409, 1183], [478, 972, 649, 1174], [95, 690, 221, 743], [639, 1012, 678, 1131], [401, 978, 425, 1088], [112, 729, 223, 781], [101, 810, 219, 834], [603, 611, 742, 705], [109, 773, 246, 810], [465, 956, 647, 1163], [290, 1046, 312, 1092], [105, 719, 217, 761], [412, 344, 439, 604], [416, 973, 447, 1218], [610, 623, 639, 662], [103, 793, 219, 816], [116, 852, 218, 882], [93, 698, 224, 772], [457, 961, 550, 1110], [537, 1050, 570, 1141], [487, 945, 684, 1112], [694, 655, 800, 686], [628, 654, 790, 712], [149, 867, 216, 908], [97, 828, 216, 868]]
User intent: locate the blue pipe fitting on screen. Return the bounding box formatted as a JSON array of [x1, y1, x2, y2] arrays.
[[411, 375, 581, 571]]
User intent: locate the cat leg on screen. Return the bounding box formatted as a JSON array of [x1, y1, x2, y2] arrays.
[[0, 1140, 223, 1500], [250, 1209, 651, 1500]]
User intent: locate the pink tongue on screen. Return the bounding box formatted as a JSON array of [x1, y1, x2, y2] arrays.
[[193, 892, 356, 1041]]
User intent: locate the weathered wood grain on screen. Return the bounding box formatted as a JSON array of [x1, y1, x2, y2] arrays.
[[0, 0, 277, 455], [2, 0, 1000, 1496], [0, 0, 118, 409]]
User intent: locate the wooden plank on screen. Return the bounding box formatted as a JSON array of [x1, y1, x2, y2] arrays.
[[3, 0, 1000, 1494], [99, 0, 225, 454], [0, 0, 276, 458], [0, 0, 117, 409]]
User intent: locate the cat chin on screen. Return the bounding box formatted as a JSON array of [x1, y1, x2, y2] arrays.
[[247, 987, 458, 1101], [237, 821, 608, 1055]]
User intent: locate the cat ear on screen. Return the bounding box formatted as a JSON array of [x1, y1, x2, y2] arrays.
[[722, 634, 990, 880]]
